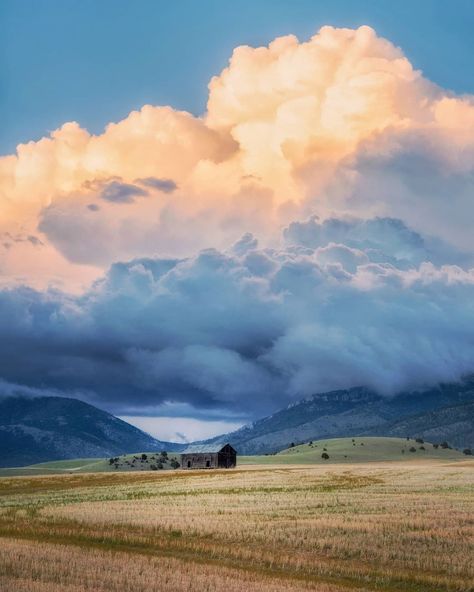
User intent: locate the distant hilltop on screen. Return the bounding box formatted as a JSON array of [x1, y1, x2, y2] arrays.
[[0, 396, 185, 468], [200, 378, 474, 455]]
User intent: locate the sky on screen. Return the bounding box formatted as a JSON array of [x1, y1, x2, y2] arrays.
[[0, 1, 473, 442]]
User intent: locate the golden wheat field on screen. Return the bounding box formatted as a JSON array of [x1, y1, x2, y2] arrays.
[[0, 461, 473, 592]]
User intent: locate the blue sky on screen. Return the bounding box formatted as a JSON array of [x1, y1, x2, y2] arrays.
[[1, 0, 474, 155]]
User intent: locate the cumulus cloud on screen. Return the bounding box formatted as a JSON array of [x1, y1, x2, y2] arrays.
[[0, 218, 472, 419], [0, 25, 473, 285], [0, 24, 473, 419], [284, 216, 474, 269]]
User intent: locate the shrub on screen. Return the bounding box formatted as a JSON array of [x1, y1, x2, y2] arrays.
[[419, 446, 425, 450], [141, 453, 148, 461], [463, 448, 472, 455], [170, 459, 180, 469], [440, 441, 450, 449], [161, 451, 168, 458], [150, 464, 157, 470], [290, 442, 295, 448], [409, 447, 417, 453], [157, 462, 163, 470], [433, 443, 439, 449], [415, 438, 424, 444], [321, 452, 329, 460]]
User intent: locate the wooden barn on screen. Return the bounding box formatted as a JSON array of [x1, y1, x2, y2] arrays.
[[181, 443, 237, 469]]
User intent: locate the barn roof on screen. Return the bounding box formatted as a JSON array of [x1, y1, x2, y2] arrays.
[[181, 443, 234, 454]]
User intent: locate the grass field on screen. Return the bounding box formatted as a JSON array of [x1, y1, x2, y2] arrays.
[[240, 437, 467, 464], [0, 437, 466, 478], [0, 455, 473, 591]]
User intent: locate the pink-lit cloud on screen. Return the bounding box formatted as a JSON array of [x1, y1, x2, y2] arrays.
[[0, 25, 473, 289]]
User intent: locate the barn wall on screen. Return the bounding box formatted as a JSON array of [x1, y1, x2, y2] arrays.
[[181, 453, 218, 469]]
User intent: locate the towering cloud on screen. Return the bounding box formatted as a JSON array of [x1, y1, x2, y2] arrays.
[[1, 25, 473, 286], [0, 25, 473, 418]]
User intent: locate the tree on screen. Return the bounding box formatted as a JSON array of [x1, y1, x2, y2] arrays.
[[321, 452, 329, 460], [170, 459, 180, 469], [141, 453, 148, 461], [409, 447, 417, 453], [463, 448, 472, 455]]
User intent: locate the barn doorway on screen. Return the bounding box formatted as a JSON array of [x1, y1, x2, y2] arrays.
[[206, 460, 210, 468], [187, 460, 191, 468]]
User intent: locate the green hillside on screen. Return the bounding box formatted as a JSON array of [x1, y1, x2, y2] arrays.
[[240, 437, 469, 464], [0, 452, 181, 477]]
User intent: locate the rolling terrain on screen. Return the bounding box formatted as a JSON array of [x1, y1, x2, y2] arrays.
[[0, 437, 469, 477], [0, 451, 182, 477], [240, 436, 468, 465]]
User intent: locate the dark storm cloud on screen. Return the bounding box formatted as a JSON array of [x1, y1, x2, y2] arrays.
[[0, 216, 473, 418], [137, 177, 178, 193], [0, 232, 44, 249], [100, 180, 149, 203]]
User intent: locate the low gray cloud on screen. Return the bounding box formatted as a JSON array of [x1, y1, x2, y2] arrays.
[[0, 216, 473, 419]]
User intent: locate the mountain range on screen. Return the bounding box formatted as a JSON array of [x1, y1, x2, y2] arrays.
[[206, 378, 474, 454], [0, 396, 184, 468], [1, 377, 473, 467]]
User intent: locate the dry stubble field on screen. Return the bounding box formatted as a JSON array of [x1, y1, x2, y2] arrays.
[[0, 461, 473, 592]]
